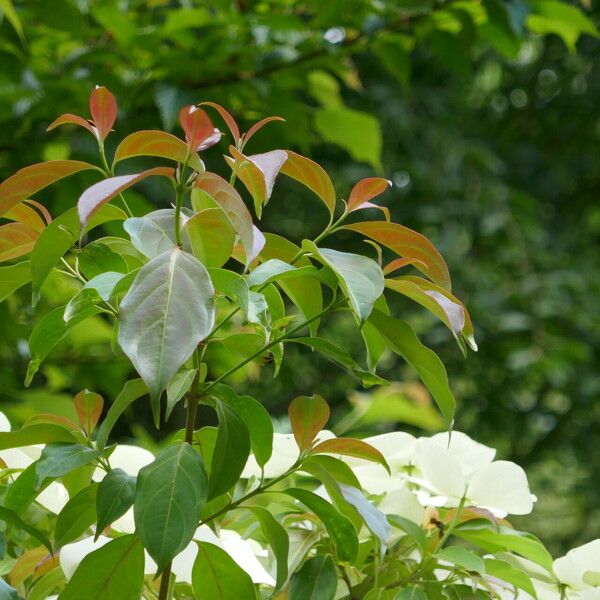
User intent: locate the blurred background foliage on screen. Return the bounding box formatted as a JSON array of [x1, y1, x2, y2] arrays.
[[0, 0, 598, 554]]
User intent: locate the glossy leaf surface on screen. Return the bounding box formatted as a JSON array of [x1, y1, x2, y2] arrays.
[[95, 468, 136, 538], [89, 86, 118, 140], [289, 555, 337, 600], [0, 223, 38, 262], [288, 394, 330, 451]]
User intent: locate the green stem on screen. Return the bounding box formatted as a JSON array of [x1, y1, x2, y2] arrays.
[[185, 351, 201, 444], [157, 563, 171, 600]]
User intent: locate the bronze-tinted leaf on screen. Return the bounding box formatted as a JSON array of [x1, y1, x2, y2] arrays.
[[179, 105, 218, 151], [347, 177, 392, 218], [3, 201, 46, 232], [242, 115, 285, 147], [288, 394, 330, 451], [47, 113, 98, 138], [0, 223, 39, 262], [310, 437, 390, 474], [73, 389, 104, 435], [200, 101, 240, 143], [89, 86, 117, 141]]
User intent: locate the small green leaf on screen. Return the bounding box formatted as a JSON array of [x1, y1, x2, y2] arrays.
[[192, 541, 255, 600], [484, 558, 537, 598], [63, 288, 105, 324], [54, 484, 98, 549], [134, 443, 208, 571], [77, 241, 128, 279], [436, 546, 485, 576], [166, 368, 196, 421], [0, 506, 52, 554], [394, 587, 427, 600], [35, 443, 99, 488], [288, 394, 330, 451], [96, 468, 136, 539], [387, 515, 426, 554], [59, 534, 144, 600], [208, 400, 251, 499], [123, 209, 181, 259], [284, 488, 358, 562], [208, 268, 250, 314], [290, 555, 337, 600]]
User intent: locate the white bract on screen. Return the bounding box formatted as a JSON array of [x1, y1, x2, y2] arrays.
[[553, 539, 600, 595]]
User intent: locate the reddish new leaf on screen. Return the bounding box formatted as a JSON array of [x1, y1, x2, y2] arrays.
[[288, 394, 330, 452], [279, 151, 336, 217], [0, 160, 100, 217], [200, 101, 240, 143], [89, 86, 118, 141], [4, 202, 47, 232], [0, 223, 39, 261], [47, 113, 98, 138], [342, 221, 452, 291], [193, 172, 255, 265], [78, 167, 174, 229], [114, 130, 204, 171], [310, 437, 391, 474], [347, 177, 392, 211], [74, 389, 104, 435], [242, 116, 285, 148], [179, 105, 219, 151], [383, 257, 427, 276], [23, 200, 52, 225]]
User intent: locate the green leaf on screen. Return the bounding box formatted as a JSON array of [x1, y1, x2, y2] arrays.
[[0, 506, 53, 554], [134, 443, 208, 571], [288, 394, 330, 451], [289, 337, 387, 388], [304, 241, 384, 322], [247, 507, 288, 590], [0, 0, 25, 44], [84, 271, 127, 302], [25, 567, 64, 600], [314, 106, 382, 171], [118, 249, 215, 426], [54, 484, 98, 549], [387, 515, 427, 554], [59, 534, 144, 600], [166, 368, 196, 421], [394, 587, 427, 600], [95, 468, 136, 539], [483, 558, 537, 598], [208, 268, 250, 314], [63, 288, 105, 324], [3, 463, 44, 512], [0, 577, 21, 600], [208, 399, 251, 499], [77, 241, 128, 279], [123, 209, 181, 259], [35, 443, 100, 488], [209, 384, 273, 468], [289, 555, 337, 600], [96, 379, 148, 451], [185, 208, 236, 268], [435, 546, 485, 576], [368, 310, 455, 425], [284, 489, 358, 562], [0, 423, 77, 450], [246, 259, 314, 288], [0, 261, 30, 303], [192, 541, 255, 600]]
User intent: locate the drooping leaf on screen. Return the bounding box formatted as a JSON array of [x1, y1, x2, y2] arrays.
[[47, 113, 97, 138], [118, 249, 215, 425], [288, 394, 330, 452], [114, 130, 204, 171], [95, 468, 136, 539], [279, 150, 336, 217], [304, 241, 384, 322], [134, 443, 208, 571], [347, 177, 392, 212], [200, 101, 240, 142], [165, 368, 196, 421], [289, 555, 337, 600], [78, 167, 174, 230], [193, 172, 254, 266], [0, 160, 100, 217], [4, 201, 47, 231], [0, 506, 53, 554], [54, 484, 98, 549], [435, 546, 486, 576], [0, 261, 30, 303], [185, 208, 236, 268], [96, 379, 148, 451], [368, 310, 456, 425], [89, 86, 118, 141], [191, 541, 255, 600], [73, 389, 104, 435], [0, 424, 77, 451], [123, 208, 182, 259], [310, 437, 390, 474], [59, 534, 144, 600], [0, 223, 39, 262], [342, 221, 451, 291], [483, 558, 537, 597], [35, 443, 99, 488], [208, 400, 251, 499]]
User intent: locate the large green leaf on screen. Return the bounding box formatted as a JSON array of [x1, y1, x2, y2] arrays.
[[289, 555, 337, 600], [123, 208, 182, 259], [368, 310, 456, 425], [54, 484, 98, 548], [208, 399, 251, 499], [134, 443, 208, 571], [95, 468, 136, 539], [0, 506, 52, 554], [59, 534, 144, 600], [0, 424, 77, 450], [118, 249, 215, 425], [0, 261, 30, 303], [185, 207, 236, 268], [35, 443, 100, 488], [304, 241, 384, 322], [191, 541, 255, 600]]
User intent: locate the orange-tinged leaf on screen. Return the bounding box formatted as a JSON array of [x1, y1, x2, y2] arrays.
[[25, 413, 79, 430], [347, 177, 391, 211], [279, 150, 336, 217], [4, 201, 46, 231], [383, 257, 427, 275], [89, 86, 117, 141], [0, 160, 100, 217], [9, 546, 48, 587], [47, 113, 98, 138], [200, 101, 240, 142], [310, 437, 391, 474], [193, 172, 255, 265], [74, 389, 104, 435], [288, 394, 330, 451], [184, 207, 236, 268], [342, 221, 452, 290], [114, 130, 204, 171], [0, 222, 39, 261], [23, 199, 52, 225], [242, 116, 285, 147], [179, 105, 219, 151], [78, 167, 175, 229]]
